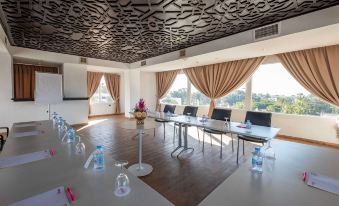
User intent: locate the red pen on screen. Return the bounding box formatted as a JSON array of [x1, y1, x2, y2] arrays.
[[302, 171, 308, 182], [49, 149, 56, 156], [66, 187, 76, 202]]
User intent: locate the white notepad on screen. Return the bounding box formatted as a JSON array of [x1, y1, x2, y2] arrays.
[[9, 186, 70, 206], [0, 149, 54, 169], [12, 130, 43, 138], [304, 171, 339, 196], [14, 122, 39, 128]]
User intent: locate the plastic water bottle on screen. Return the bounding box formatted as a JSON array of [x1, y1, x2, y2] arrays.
[[251, 147, 263, 174], [66, 128, 75, 143], [94, 145, 104, 170], [52, 112, 58, 124], [57, 117, 64, 129]]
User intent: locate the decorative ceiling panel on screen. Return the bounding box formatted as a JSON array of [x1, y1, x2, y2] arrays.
[[0, 0, 338, 63]]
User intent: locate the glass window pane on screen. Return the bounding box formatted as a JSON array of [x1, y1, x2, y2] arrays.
[[251, 63, 339, 116], [161, 73, 188, 105], [215, 84, 246, 109], [90, 76, 113, 104], [191, 84, 210, 106]]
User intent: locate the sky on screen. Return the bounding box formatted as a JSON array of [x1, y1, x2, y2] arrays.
[[169, 63, 310, 96]]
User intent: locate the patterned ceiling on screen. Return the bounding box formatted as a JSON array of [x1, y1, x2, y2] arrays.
[[0, 0, 338, 63]]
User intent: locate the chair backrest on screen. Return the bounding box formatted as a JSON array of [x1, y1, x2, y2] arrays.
[[211, 108, 232, 121], [183, 106, 198, 117], [245, 111, 272, 127], [163, 105, 176, 113]]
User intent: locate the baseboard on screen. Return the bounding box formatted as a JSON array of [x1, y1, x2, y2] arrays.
[[277, 135, 339, 150]]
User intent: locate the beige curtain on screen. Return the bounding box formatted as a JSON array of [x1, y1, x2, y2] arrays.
[[104, 73, 120, 114], [277, 44, 339, 107], [87, 71, 103, 115], [155, 70, 180, 111], [184, 57, 265, 117], [13, 64, 59, 99]]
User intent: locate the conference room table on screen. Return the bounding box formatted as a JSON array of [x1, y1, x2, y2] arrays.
[[0, 120, 173, 206], [199, 139, 339, 206], [119, 120, 161, 177], [148, 112, 280, 157]]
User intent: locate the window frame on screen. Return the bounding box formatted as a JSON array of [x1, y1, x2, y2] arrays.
[[90, 76, 113, 104]]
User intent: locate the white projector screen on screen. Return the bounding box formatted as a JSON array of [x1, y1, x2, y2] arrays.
[[35, 72, 63, 105]]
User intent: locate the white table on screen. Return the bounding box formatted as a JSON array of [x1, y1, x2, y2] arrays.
[[119, 120, 161, 177], [149, 112, 280, 157], [199, 140, 339, 206], [0, 120, 173, 206]]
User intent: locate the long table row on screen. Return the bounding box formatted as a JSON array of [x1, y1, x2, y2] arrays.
[[148, 112, 280, 158], [0, 120, 173, 206]]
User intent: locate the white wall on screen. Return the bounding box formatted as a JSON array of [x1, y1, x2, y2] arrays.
[[0, 51, 89, 127], [90, 102, 114, 116], [63, 63, 87, 97], [161, 104, 339, 145]]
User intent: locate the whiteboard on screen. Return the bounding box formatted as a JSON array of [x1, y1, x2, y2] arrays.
[[35, 72, 63, 104]]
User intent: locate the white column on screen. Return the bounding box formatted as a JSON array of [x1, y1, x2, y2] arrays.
[[244, 78, 252, 111], [187, 78, 191, 105], [125, 69, 141, 117]]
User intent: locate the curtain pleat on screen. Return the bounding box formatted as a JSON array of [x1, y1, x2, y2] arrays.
[[155, 70, 180, 111], [87, 71, 103, 115], [183, 57, 265, 117], [277, 44, 339, 107], [13, 64, 58, 99], [104, 73, 120, 114]]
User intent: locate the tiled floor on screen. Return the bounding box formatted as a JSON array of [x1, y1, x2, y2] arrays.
[[75, 115, 255, 206]]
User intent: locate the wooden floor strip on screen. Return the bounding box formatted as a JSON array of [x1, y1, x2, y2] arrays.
[[75, 115, 255, 206]]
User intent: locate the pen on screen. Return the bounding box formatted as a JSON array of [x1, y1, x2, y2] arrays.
[[66, 187, 76, 202]]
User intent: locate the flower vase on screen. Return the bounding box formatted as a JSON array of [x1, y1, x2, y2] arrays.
[[134, 112, 147, 125]]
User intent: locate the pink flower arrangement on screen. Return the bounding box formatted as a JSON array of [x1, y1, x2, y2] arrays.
[[134, 98, 147, 112]]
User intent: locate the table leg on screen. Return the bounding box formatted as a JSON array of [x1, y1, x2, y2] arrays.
[[128, 129, 153, 176], [171, 123, 184, 157], [138, 130, 143, 170], [177, 125, 194, 158]]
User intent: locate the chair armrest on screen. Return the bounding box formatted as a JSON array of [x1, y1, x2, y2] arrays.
[[0, 127, 9, 137]]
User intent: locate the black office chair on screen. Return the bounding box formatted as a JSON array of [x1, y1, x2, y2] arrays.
[[154, 104, 176, 142], [237, 111, 272, 164], [0, 127, 9, 151], [203, 108, 233, 158], [173, 106, 199, 143]]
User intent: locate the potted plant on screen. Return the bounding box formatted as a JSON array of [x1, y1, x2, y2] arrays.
[[133, 98, 147, 124]]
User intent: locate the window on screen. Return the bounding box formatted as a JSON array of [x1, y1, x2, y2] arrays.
[[161, 73, 188, 105], [251, 63, 339, 116], [215, 83, 246, 109], [91, 76, 113, 104], [191, 84, 210, 106]]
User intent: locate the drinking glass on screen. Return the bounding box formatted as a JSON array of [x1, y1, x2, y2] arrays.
[[201, 114, 207, 125], [224, 117, 230, 131], [75, 135, 86, 154], [263, 140, 276, 160], [186, 112, 191, 122], [114, 160, 131, 197]]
